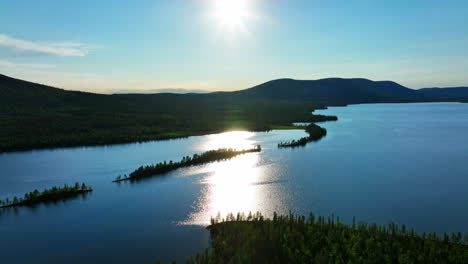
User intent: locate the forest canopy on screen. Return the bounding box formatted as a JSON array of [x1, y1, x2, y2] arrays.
[[157, 212, 468, 264]]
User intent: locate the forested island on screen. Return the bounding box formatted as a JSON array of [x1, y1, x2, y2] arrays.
[[278, 123, 328, 148], [114, 146, 262, 182], [0, 183, 92, 208], [158, 212, 468, 264]]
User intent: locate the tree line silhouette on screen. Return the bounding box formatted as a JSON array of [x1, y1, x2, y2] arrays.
[[156, 212, 468, 264], [278, 123, 327, 148], [114, 146, 262, 182], [0, 73, 339, 153], [0, 183, 92, 208]]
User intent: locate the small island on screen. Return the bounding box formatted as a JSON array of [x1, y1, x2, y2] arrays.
[[0, 183, 92, 208], [113, 145, 262, 182], [278, 123, 327, 148]]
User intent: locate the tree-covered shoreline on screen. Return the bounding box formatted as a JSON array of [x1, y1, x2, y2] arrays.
[[114, 146, 262, 182], [0, 74, 342, 153], [158, 212, 468, 264], [278, 123, 328, 148], [3, 73, 468, 153], [0, 183, 92, 208]]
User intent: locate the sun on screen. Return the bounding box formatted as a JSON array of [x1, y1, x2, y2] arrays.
[[213, 0, 250, 30]]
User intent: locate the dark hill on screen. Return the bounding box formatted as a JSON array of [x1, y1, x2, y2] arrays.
[[2, 74, 467, 108], [235, 78, 423, 105], [419, 87, 468, 101], [0, 74, 467, 152], [0, 74, 327, 152]]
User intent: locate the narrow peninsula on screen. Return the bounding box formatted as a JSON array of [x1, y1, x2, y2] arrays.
[[278, 123, 327, 148], [113, 146, 262, 182], [0, 183, 92, 208]]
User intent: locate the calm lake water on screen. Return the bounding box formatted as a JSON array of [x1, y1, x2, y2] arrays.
[[1, 102, 468, 263]]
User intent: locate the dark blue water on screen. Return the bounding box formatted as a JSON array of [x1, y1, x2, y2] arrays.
[[1, 103, 468, 263]]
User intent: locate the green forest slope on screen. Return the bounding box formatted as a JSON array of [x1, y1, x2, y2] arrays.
[[1, 74, 467, 152]]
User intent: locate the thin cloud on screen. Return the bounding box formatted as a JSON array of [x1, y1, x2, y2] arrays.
[[0, 34, 88, 57]]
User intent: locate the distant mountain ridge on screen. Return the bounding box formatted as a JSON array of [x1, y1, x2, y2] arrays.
[[233, 78, 468, 105], [1, 74, 468, 107], [418, 87, 468, 101], [114, 88, 209, 94], [234, 78, 422, 105], [1, 73, 467, 152]]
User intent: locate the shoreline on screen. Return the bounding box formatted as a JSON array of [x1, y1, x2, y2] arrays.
[[1, 122, 331, 155], [3, 101, 465, 154]]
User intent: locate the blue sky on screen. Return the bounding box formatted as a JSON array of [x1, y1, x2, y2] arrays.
[[1, 0, 467, 93]]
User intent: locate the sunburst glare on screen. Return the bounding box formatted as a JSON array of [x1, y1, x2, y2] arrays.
[[212, 0, 252, 31]]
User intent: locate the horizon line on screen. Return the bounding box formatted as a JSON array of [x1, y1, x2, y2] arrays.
[[1, 73, 467, 95]]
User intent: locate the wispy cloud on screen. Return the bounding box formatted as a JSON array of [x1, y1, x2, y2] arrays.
[[0, 34, 88, 57]]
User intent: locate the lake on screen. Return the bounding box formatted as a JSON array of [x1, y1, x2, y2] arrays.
[[1, 102, 468, 263]]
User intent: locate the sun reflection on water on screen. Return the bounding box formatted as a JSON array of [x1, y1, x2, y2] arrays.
[[200, 131, 256, 151], [179, 130, 291, 226], [183, 153, 264, 225]]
